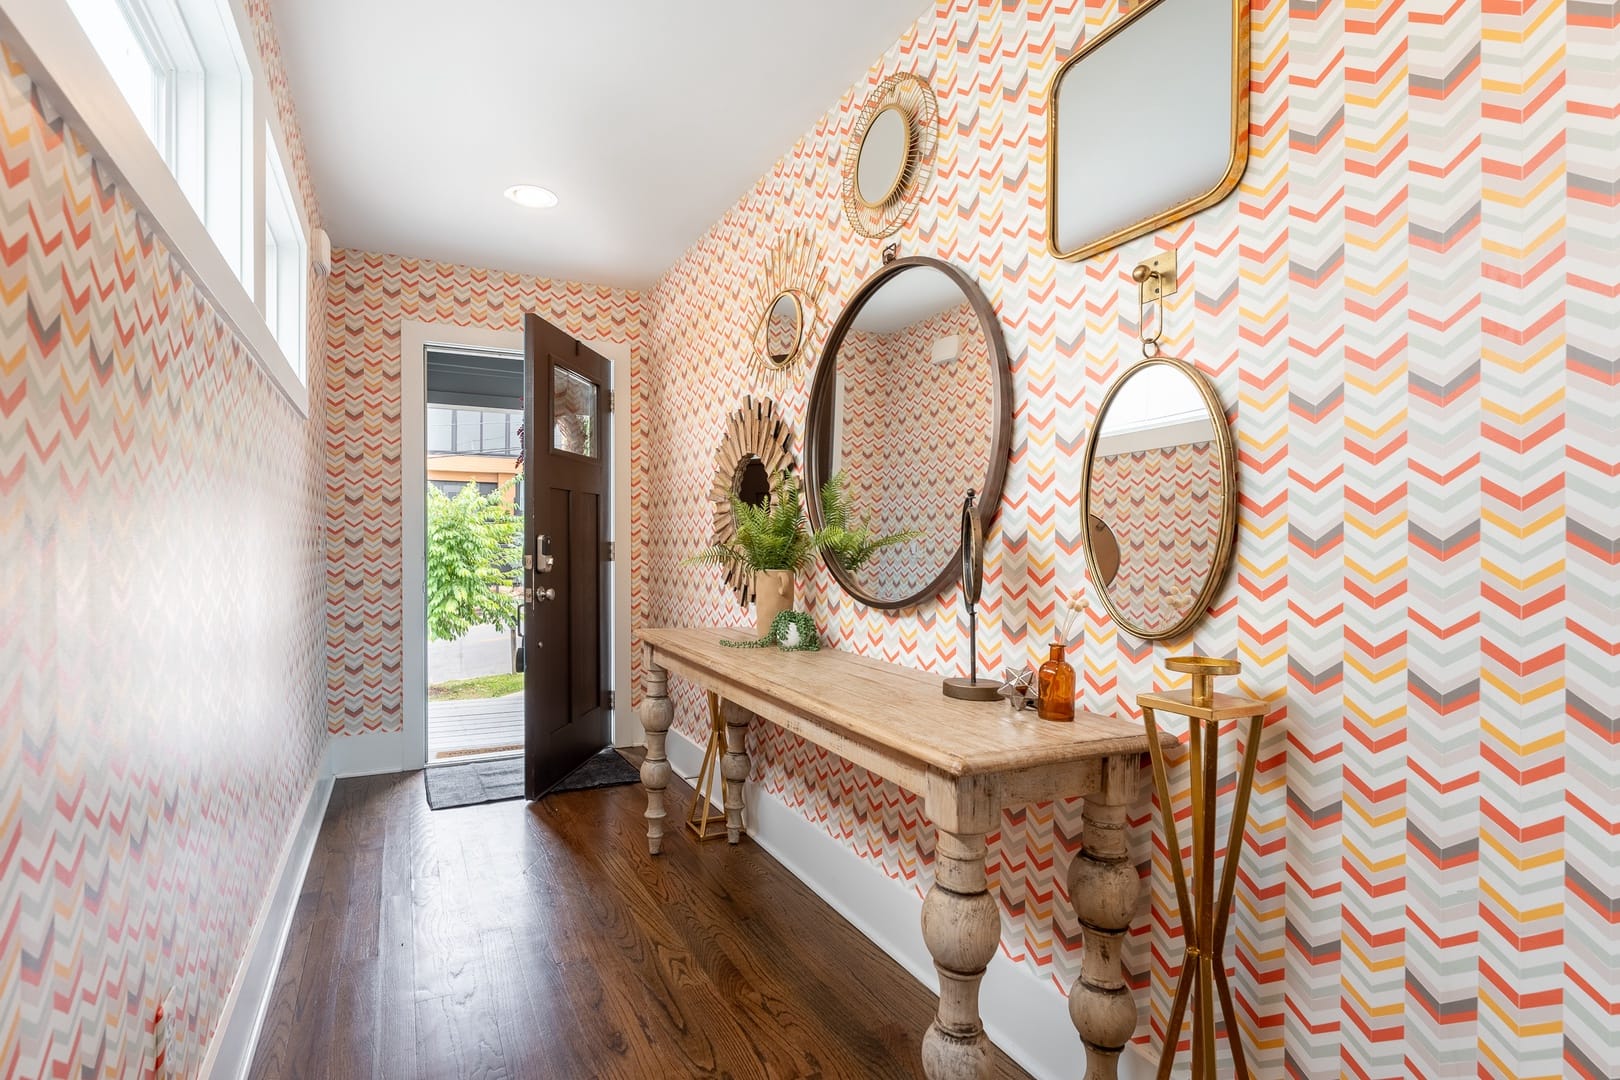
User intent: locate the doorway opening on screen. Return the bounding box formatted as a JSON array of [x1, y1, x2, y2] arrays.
[[425, 345, 526, 763]]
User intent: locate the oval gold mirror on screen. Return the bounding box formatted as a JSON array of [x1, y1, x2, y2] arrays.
[[758, 290, 805, 369], [855, 105, 912, 208], [1079, 357, 1236, 639], [805, 256, 1011, 610]]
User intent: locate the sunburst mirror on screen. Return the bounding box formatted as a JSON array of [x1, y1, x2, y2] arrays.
[[841, 73, 938, 240], [708, 396, 797, 605], [751, 232, 825, 375]]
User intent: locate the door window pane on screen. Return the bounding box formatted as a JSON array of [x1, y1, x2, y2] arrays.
[[427, 406, 453, 453], [552, 367, 597, 457]]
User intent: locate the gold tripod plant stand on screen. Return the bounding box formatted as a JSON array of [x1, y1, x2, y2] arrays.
[[685, 692, 729, 841], [1139, 656, 1266, 1080]]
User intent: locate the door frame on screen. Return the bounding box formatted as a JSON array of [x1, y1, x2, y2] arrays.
[[334, 317, 635, 778]]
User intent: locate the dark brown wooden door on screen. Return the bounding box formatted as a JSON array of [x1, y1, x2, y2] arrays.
[[522, 313, 612, 798]]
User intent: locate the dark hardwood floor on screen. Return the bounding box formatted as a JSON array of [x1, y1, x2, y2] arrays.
[[246, 753, 1031, 1079]]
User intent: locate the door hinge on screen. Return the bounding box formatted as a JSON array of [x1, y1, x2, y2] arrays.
[[607, 690, 616, 710], [606, 541, 616, 562], [605, 389, 614, 414]]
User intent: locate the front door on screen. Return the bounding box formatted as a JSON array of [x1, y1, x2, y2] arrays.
[[522, 313, 612, 798]]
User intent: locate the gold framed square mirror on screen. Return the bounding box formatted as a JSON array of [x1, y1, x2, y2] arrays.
[[1046, 0, 1251, 262]]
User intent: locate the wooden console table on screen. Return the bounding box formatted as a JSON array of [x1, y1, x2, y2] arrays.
[[638, 628, 1174, 1080]]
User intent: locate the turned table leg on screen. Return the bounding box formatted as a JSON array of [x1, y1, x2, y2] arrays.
[[1068, 754, 1143, 1080], [921, 774, 999, 1080], [639, 659, 673, 855], [720, 700, 751, 844]]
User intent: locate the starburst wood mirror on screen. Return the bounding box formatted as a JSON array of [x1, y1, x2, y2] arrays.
[[708, 396, 796, 605]]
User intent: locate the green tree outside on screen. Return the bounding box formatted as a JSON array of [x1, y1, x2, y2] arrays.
[[426, 481, 522, 649]]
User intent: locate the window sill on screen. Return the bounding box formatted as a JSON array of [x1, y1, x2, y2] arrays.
[[0, 0, 312, 416]]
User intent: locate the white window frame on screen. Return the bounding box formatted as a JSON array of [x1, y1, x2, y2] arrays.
[[0, 0, 312, 414], [263, 120, 306, 379]]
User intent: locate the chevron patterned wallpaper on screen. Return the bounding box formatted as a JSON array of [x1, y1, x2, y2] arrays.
[[0, 2, 330, 1071], [641, 0, 1619, 1075], [1088, 441, 1223, 628], [321, 249, 643, 736], [839, 299, 994, 597]]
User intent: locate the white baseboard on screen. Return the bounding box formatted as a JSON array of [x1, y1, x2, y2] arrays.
[[199, 769, 333, 1080], [665, 729, 1147, 1080], [323, 728, 415, 778]]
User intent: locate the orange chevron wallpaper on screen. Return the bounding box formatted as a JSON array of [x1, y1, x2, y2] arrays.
[[321, 249, 644, 736], [641, 1, 1618, 1076], [0, 0, 331, 1072], [839, 299, 995, 598], [1088, 441, 1224, 629]]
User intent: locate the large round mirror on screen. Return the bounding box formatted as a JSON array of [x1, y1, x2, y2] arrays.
[[856, 105, 912, 208], [806, 256, 1011, 609], [1079, 357, 1236, 639]]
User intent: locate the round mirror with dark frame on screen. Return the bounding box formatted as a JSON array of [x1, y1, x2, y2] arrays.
[[805, 256, 1012, 610], [1079, 356, 1237, 639]]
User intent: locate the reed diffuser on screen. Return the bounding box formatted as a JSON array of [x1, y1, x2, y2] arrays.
[[1037, 589, 1085, 722]]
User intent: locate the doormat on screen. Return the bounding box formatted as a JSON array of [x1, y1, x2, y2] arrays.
[[433, 743, 524, 762], [549, 747, 641, 794], [425, 748, 641, 810], [425, 756, 524, 810]]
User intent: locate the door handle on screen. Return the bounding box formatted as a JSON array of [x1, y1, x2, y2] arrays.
[[534, 587, 556, 603]]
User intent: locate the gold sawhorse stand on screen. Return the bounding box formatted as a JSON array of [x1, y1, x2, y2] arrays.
[[1139, 656, 1266, 1080], [685, 692, 729, 841]]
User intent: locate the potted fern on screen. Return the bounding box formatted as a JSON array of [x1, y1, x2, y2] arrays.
[[688, 472, 817, 637], [688, 470, 920, 638], [814, 472, 920, 574]]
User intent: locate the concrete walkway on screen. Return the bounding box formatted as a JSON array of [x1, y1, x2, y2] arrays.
[[428, 694, 523, 761], [429, 624, 516, 684]]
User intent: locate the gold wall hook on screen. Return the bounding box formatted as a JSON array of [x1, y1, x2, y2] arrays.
[[1133, 250, 1179, 358]]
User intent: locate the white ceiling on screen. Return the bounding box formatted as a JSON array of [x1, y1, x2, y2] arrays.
[[850, 265, 968, 334], [273, 0, 929, 291]]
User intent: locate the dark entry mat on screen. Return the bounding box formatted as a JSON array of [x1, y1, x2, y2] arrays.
[[550, 747, 641, 794], [425, 748, 640, 810], [425, 755, 524, 810]]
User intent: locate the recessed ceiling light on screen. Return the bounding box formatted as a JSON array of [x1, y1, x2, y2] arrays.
[[504, 184, 558, 209]]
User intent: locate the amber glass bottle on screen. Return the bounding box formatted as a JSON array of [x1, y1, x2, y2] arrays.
[[1036, 641, 1076, 722]]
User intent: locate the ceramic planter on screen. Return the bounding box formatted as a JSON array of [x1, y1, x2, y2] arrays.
[[754, 570, 795, 638]]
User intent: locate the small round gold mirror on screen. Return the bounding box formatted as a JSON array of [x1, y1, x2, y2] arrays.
[[758, 291, 804, 369], [855, 105, 913, 209], [841, 73, 938, 239]]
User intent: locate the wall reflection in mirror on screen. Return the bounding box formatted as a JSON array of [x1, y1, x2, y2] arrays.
[[812, 260, 1007, 607], [762, 292, 802, 366], [1082, 358, 1235, 639]]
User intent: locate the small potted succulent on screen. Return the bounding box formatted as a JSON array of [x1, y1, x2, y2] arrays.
[[688, 471, 918, 638]]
